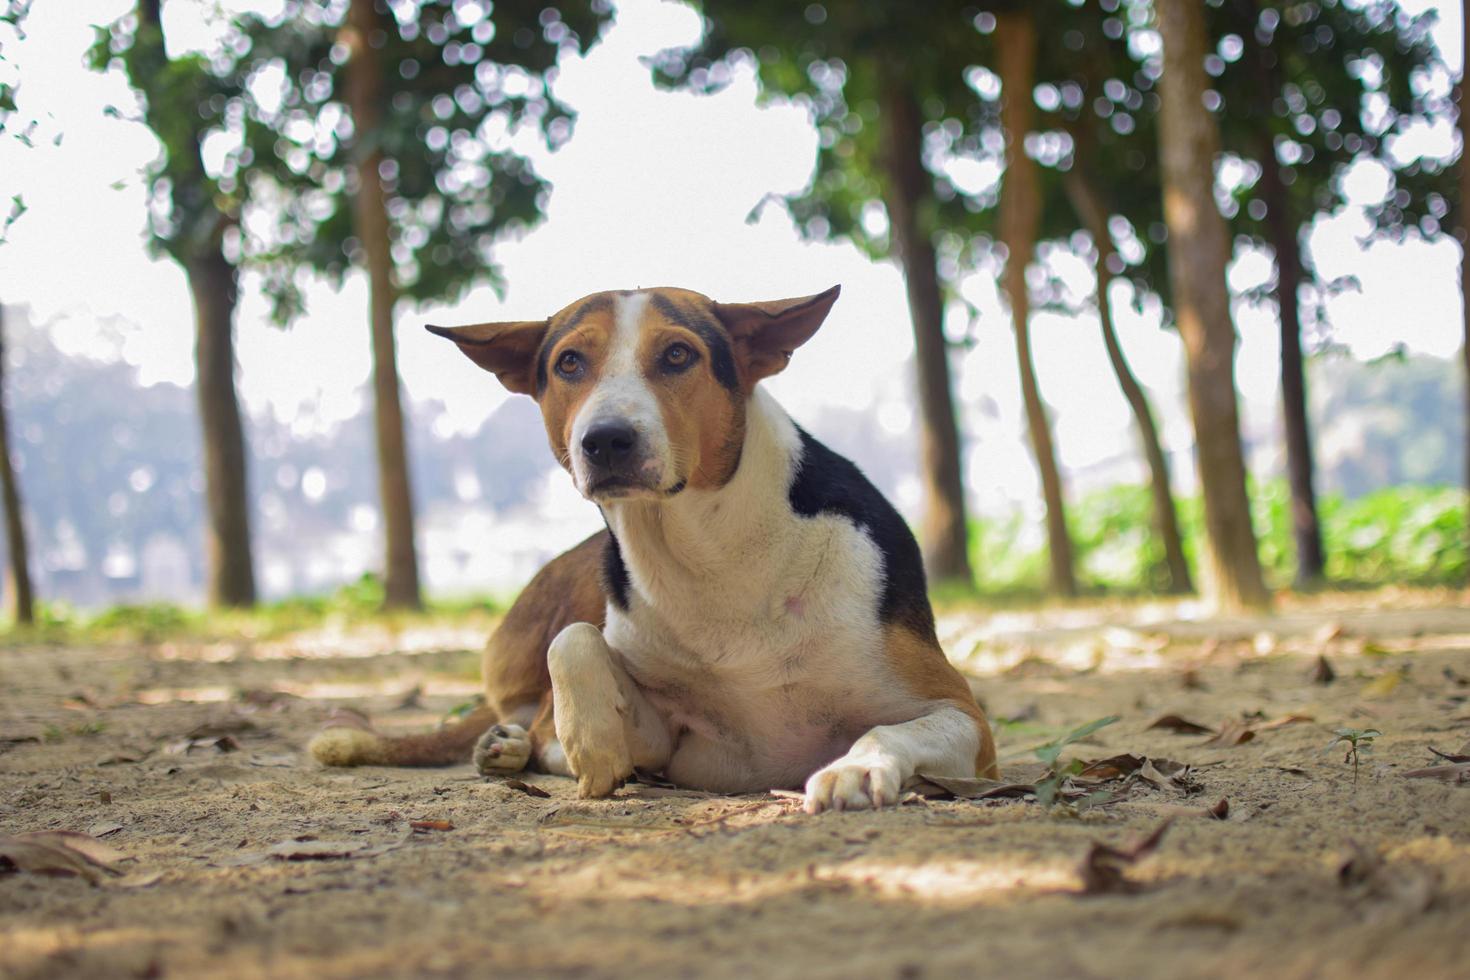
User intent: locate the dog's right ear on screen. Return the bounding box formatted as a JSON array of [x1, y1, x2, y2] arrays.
[[426, 319, 549, 396]]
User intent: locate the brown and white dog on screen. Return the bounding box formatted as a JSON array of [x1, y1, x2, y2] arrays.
[[309, 286, 998, 812]]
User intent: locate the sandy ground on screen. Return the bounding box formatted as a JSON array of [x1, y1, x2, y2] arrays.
[[3, 590, 1469, 980]]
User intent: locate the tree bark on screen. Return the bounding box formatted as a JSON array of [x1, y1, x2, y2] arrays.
[[1064, 171, 1194, 594], [186, 241, 257, 608], [1242, 1, 1325, 586], [0, 304, 34, 625], [345, 0, 422, 610], [1461, 0, 1470, 587], [878, 73, 974, 586], [1156, 0, 1271, 612], [995, 10, 1077, 597]]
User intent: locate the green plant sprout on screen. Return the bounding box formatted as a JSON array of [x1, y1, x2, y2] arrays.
[[1033, 716, 1120, 808], [1327, 728, 1382, 785]]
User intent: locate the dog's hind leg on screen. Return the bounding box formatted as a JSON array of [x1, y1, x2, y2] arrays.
[[546, 623, 671, 798]]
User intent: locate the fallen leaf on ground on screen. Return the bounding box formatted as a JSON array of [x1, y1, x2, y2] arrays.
[[1207, 798, 1229, 820], [116, 870, 164, 889], [1427, 744, 1470, 764], [87, 821, 124, 838], [410, 820, 454, 832], [0, 831, 128, 884], [1402, 763, 1470, 784], [248, 753, 297, 768], [1078, 820, 1173, 895], [909, 774, 1038, 800], [165, 735, 241, 755], [186, 717, 257, 739], [96, 750, 148, 766], [1254, 714, 1314, 731], [501, 778, 552, 799], [1311, 656, 1337, 684], [1147, 715, 1214, 736], [1202, 720, 1257, 747]]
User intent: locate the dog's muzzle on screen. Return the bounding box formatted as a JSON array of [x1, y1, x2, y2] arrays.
[[580, 419, 666, 499]]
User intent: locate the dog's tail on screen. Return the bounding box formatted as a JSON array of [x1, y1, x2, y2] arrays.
[[308, 706, 498, 767]]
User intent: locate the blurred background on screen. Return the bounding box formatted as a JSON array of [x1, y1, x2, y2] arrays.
[[0, 0, 1464, 620]]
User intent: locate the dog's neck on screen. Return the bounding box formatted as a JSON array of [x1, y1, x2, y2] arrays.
[[600, 386, 802, 599]]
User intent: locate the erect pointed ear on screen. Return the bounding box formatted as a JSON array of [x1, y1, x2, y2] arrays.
[[712, 285, 841, 386], [425, 319, 549, 396]]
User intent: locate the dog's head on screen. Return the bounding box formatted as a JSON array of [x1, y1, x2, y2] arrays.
[[429, 285, 840, 503]]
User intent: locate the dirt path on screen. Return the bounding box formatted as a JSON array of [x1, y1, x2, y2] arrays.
[[3, 595, 1469, 979]]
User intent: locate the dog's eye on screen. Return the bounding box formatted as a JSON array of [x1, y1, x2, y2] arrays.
[[555, 350, 584, 379], [661, 343, 696, 371]]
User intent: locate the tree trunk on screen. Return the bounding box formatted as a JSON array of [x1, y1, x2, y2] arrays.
[[1156, 0, 1270, 612], [346, 0, 422, 610], [186, 241, 257, 608], [878, 72, 974, 587], [0, 304, 34, 625], [1064, 171, 1194, 594], [995, 10, 1077, 597], [1243, 1, 1325, 586], [1461, 0, 1470, 587]]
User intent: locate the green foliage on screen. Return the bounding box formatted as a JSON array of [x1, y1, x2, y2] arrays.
[[233, 0, 612, 319], [89, 1, 612, 321], [970, 481, 1466, 595], [653, 1, 1004, 278], [1032, 715, 1119, 808]]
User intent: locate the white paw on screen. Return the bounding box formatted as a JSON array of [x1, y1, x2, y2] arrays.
[[473, 723, 532, 774], [561, 730, 633, 798], [803, 754, 903, 814]]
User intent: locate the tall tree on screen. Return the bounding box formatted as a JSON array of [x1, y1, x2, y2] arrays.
[[1156, 0, 1270, 611], [653, 2, 997, 586], [994, 8, 1076, 596], [0, 4, 35, 624], [1462, 0, 1470, 579], [239, 0, 610, 609], [1211, 0, 1447, 585], [0, 305, 33, 625], [90, 0, 258, 608]]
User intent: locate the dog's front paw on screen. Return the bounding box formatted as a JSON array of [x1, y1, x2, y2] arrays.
[[562, 735, 633, 799], [473, 723, 532, 775], [803, 754, 903, 814]]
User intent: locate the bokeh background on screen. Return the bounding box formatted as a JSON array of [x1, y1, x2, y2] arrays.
[[0, 0, 1464, 615]]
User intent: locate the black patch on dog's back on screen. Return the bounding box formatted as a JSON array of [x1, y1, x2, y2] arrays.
[[787, 427, 936, 638], [601, 526, 632, 611]]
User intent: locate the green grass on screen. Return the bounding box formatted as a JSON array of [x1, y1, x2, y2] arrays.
[[966, 480, 1467, 597], [3, 483, 1464, 642], [5, 574, 503, 645]]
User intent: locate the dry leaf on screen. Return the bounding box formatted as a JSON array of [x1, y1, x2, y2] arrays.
[[1255, 714, 1314, 731], [1311, 655, 1336, 684], [0, 831, 128, 884], [87, 821, 124, 838], [96, 750, 147, 767], [1427, 745, 1470, 764], [268, 840, 367, 860], [1402, 763, 1470, 784], [409, 820, 454, 832], [1147, 715, 1215, 736], [502, 778, 552, 799], [1206, 798, 1229, 820], [165, 735, 241, 755], [116, 870, 164, 889], [1202, 720, 1257, 747], [1078, 819, 1173, 895], [909, 774, 1038, 800], [1076, 754, 1146, 780]]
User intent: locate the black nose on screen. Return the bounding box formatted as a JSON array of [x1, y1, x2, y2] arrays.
[[581, 420, 638, 467]]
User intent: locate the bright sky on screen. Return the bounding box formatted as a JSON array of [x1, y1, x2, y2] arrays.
[[0, 0, 1464, 522]]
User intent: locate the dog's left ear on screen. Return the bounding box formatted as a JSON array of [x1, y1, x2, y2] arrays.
[[425, 319, 549, 396], [713, 285, 841, 386]]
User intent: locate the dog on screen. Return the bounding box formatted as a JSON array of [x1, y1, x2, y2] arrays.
[[309, 285, 998, 812]]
